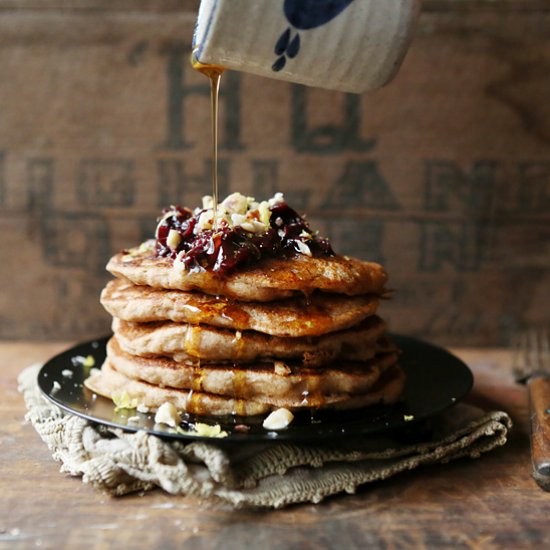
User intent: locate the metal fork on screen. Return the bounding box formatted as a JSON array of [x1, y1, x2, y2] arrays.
[[513, 328, 550, 490]]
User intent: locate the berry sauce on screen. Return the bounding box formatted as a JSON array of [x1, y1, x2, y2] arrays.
[[155, 201, 333, 274]]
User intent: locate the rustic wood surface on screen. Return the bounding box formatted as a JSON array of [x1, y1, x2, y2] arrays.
[[1, 342, 549, 549], [1, 0, 549, 345]]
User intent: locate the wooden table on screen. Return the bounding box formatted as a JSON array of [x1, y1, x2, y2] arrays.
[[1, 342, 549, 549]]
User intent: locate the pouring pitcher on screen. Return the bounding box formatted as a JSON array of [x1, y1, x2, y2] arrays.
[[193, 0, 421, 93]]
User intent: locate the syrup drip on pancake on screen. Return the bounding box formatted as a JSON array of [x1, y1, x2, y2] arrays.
[[232, 370, 248, 416]]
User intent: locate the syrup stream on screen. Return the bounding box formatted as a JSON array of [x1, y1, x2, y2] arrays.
[[192, 51, 224, 230]]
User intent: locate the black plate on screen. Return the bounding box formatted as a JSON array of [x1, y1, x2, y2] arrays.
[[38, 335, 473, 443]]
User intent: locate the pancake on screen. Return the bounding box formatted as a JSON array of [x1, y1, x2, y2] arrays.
[[106, 336, 399, 400], [101, 279, 381, 337], [90, 194, 404, 420], [107, 244, 388, 302], [84, 360, 270, 416], [316, 365, 405, 411], [112, 316, 392, 366], [84, 359, 405, 414]]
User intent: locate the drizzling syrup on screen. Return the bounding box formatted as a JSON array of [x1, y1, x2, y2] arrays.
[[191, 50, 224, 229]]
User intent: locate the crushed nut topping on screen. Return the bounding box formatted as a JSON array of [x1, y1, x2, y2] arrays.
[[154, 402, 181, 427], [262, 408, 294, 430], [175, 423, 228, 438], [154, 192, 333, 274], [274, 361, 291, 376], [112, 391, 139, 411]]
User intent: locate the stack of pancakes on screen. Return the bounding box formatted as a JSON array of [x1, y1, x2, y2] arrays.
[[85, 244, 404, 417]]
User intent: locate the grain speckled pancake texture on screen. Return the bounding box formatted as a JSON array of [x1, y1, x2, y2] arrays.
[[84, 358, 405, 415], [101, 279, 381, 337], [106, 336, 400, 401], [85, 360, 270, 416], [112, 316, 393, 366], [107, 247, 388, 302]]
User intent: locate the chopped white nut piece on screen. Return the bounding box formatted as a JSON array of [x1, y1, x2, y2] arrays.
[[274, 361, 291, 376], [221, 192, 248, 215], [154, 402, 181, 427], [214, 204, 231, 224], [195, 210, 214, 232], [61, 369, 73, 378], [258, 201, 271, 227], [155, 209, 178, 238], [172, 253, 187, 272], [268, 192, 284, 207], [183, 423, 228, 438], [250, 220, 267, 232], [137, 403, 150, 413], [127, 415, 140, 423], [295, 240, 312, 257], [51, 381, 61, 393], [263, 408, 294, 430], [240, 221, 254, 232], [112, 392, 138, 411], [202, 195, 214, 210], [73, 354, 95, 368], [240, 220, 266, 233], [230, 213, 247, 227], [82, 355, 95, 368], [167, 229, 181, 250]]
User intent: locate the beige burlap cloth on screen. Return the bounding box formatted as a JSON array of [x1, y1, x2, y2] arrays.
[[19, 364, 511, 509]]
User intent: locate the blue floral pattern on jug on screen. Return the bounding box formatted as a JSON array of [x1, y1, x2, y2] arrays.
[[273, 0, 356, 71]]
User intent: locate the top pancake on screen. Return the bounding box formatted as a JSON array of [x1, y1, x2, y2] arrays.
[[107, 244, 388, 302]]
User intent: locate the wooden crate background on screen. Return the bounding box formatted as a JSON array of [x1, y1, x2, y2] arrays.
[[1, 0, 549, 345]]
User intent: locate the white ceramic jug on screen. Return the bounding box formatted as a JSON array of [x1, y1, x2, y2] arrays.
[[193, 0, 421, 93]]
